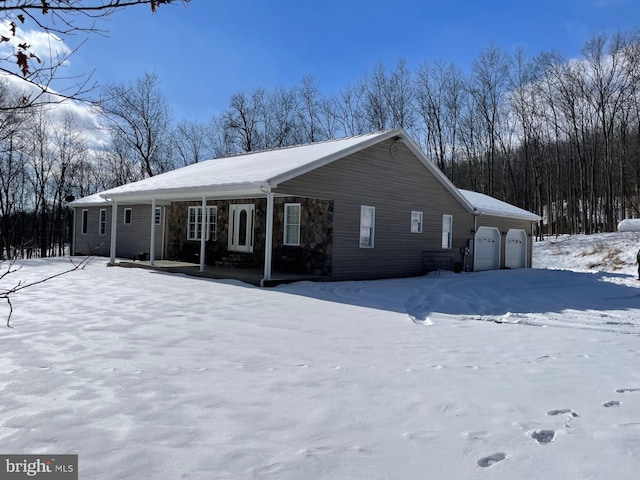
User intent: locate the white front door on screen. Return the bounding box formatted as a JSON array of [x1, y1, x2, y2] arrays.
[[228, 204, 255, 253]]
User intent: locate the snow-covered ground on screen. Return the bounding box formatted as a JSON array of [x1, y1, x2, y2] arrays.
[[1, 232, 639, 479]]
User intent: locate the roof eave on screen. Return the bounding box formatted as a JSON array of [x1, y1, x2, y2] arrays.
[[477, 210, 542, 222], [100, 182, 269, 203]]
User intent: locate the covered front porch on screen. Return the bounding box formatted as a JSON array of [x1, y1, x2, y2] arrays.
[[114, 259, 329, 287], [106, 185, 335, 286]]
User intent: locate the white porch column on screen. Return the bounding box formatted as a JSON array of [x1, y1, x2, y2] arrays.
[[149, 198, 156, 266], [262, 191, 274, 285], [109, 200, 118, 264], [199, 196, 207, 272]]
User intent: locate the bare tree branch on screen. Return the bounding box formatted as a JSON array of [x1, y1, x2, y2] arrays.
[[0, 0, 190, 110]]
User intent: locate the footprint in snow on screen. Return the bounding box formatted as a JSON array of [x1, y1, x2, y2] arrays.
[[477, 452, 506, 468], [546, 409, 579, 417], [408, 314, 434, 325], [603, 400, 621, 408], [616, 388, 640, 393], [531, 429, 555, 444]]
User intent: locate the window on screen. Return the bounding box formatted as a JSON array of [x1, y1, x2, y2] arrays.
[[207, 206, 217, 240], [81, 209, 88, 234], [359, 205, 375, 248], [155, 207, 162, 225], [99, 209, 106, 235], [124, 208, 132, 225], [187, 206, 217, 241], [442, 214, 453, 249], [284, 203, 301, 246], [411, 211, 423, 233]]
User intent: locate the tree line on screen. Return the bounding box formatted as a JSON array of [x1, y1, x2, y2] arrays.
[[2, 29, 640, 259]]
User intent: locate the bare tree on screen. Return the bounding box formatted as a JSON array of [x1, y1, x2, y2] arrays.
[[416, 60, 465, 176], [0, 79, 32, 258], [102, 71, 173, 177], [0, 1, 189, 110], [50, 112, 87, 256], [297, 75, 323, 143], [223, 89, 266, 153], [207, 114, 236, 158], [266, 86, 298, 148], [332, 82, 367, 136], [172, 120, 211, 166], [26, 107, 54, 257], [363, 63, 391, 131], [468, 45, 511, 195], [385, 59, 415, 129]]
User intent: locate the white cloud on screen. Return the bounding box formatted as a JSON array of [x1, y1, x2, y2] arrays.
[[1, 71, 110, 150], [0, 19, 73, 68]]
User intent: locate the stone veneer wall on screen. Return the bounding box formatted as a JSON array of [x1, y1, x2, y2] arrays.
[[272, 197, 333, 276], [165, 197, 333, 276]]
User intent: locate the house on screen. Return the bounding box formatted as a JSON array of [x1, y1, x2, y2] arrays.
[[70, 128, 541, 285]]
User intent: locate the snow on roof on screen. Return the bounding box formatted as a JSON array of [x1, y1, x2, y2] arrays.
[[68, 192, 109, 207], [89, 130, 399, 202], [617, 219, 640, 232], [459, 189, 541, 221]]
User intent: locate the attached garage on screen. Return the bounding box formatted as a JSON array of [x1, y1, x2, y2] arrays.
[[474, 227, 501, 271], [459, 190, 541, 272], [505, 229, 527, 269]]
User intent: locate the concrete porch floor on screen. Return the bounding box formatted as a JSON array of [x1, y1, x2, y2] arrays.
[[114, 260, 329, 287]]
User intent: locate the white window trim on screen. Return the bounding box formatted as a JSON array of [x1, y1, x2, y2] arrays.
[[124, 208, 132, 225], [411, 211, 423, 234], [187, 206, 199, 240], [283, 203, 301, 246], [442, 214, 453, 249], [81, 209, 88, 235], [98, 208, 106, 235], [187, 205, 217, 241], [359, 205, 375, 248], [207, 206, 217, 241]]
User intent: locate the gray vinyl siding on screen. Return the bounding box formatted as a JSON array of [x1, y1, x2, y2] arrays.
[[274, 138, 475, 280], [73, 205, 165, 259], [475, 215, 535, 268], [74, 206, 112, 256]]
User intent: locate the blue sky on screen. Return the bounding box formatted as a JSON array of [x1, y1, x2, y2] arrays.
[[65, 0, 638, 124]]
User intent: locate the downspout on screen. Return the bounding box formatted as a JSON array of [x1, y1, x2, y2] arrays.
[[260, 190, 275, 287], [71, 207, 76, 256], [472, 213, 478, 272], [109, 200, 118, 264], [150, 198, 156, 266], [199, 196, 207, 272]]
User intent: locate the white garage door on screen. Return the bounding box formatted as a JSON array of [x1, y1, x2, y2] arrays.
[[505, 229, 527, 269], [474, 227, 500, 271]]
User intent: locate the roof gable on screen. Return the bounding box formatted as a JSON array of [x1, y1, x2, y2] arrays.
[[94, 130, 402, 202]]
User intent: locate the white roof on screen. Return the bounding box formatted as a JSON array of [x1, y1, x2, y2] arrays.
[[71, 130, 404, 205], [68, 192, 109, 207], [459, 190, 541, 221], [69, 131, 540, 223]]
